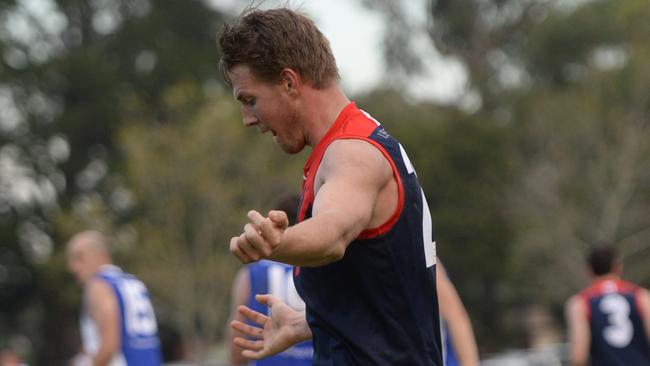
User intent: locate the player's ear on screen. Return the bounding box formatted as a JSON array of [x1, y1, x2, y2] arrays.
[[280, 68, 300, 96]]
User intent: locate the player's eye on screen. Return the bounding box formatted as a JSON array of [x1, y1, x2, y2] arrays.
[[243, 97, 255, 106]]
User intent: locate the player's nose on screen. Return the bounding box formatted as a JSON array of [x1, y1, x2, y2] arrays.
[[242, 108, 257, 127]]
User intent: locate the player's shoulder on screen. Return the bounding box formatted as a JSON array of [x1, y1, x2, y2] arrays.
[[566, 293, 588, 312], [86, 276, 115, 299], [617, 279, 643, 292], [636, 287, 650, 305], [323, 138, 392, 172]]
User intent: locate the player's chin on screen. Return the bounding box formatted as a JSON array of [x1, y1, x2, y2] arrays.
[[277, 140, 303, 155]]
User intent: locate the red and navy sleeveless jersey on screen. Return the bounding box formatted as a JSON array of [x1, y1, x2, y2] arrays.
[[247, 260, 313, 366], [579, 279, 650, 366], [293, 102, 443, 365]]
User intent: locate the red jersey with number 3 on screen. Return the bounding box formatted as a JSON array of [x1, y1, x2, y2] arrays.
[[579, 279, 650, 366], [293, 102, 443, 366]]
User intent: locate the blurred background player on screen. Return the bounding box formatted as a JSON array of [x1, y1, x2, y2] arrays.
[[67, 230, 162, 366], [565, 245, 650, 366], [0, 348, 27, 366], [438, 262, 479, 366], [228, 193, 313, 365]]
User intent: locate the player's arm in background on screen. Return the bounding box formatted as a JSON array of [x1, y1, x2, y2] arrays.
[[87, 278, 120, 366], [565, 295, 590, 366], [231, 139, 393, 267], [437, 262, 479, 366], [637, 288, 650, 343], [229, 268, 251, 365]]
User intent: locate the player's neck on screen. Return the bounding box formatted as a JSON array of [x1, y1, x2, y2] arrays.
[[301, 83, 350, 147], [593, 273, 620, 282]]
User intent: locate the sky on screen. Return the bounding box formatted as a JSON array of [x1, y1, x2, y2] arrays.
[[210, 0, 468, 105]]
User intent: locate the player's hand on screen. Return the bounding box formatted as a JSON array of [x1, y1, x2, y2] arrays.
[[230, 294, 311, 360], [230, 210, 289, 263]]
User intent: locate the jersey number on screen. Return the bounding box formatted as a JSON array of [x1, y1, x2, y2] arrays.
[[119, 279, 158, 337], [600, 293, 633, 348], [399, 143, 436, 268]]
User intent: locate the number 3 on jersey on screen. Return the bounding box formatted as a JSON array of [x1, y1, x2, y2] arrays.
[[600, 293, 634, 348]]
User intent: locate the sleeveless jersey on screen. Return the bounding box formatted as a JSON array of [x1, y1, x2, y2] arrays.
[[579, 278, 650, 366], [81, 265, 162, 366], [247, 260, 314, 365], [293, 102, 443, 365]]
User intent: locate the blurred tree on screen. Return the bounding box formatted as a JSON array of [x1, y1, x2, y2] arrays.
[[361, 0, 550, 108], [0, 0, 227, 363]]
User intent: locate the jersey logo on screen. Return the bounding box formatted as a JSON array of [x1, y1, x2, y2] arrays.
[[376, 128, 390, 139]]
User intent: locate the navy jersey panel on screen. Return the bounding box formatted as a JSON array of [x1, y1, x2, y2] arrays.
[[294, 102, 443, 366], [581, 280, 650, 366], [247, 260, 314, 366]]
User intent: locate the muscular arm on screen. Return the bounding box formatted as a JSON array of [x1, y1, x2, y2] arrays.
[[274, 139, 392, 265], [437, 263, 479, 366], [565, 295, 590, 366], [232, 139, 394, 266], [86, 279, 120, 366], [229, 268, 251, 365]]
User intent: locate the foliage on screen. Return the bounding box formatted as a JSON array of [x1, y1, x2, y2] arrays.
[[1, 0, 649, 361], [509, 0, 650, 304], [0, 0, 226, 362]]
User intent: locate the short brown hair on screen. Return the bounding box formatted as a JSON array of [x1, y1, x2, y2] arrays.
[[217, 7, 339, 89]]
